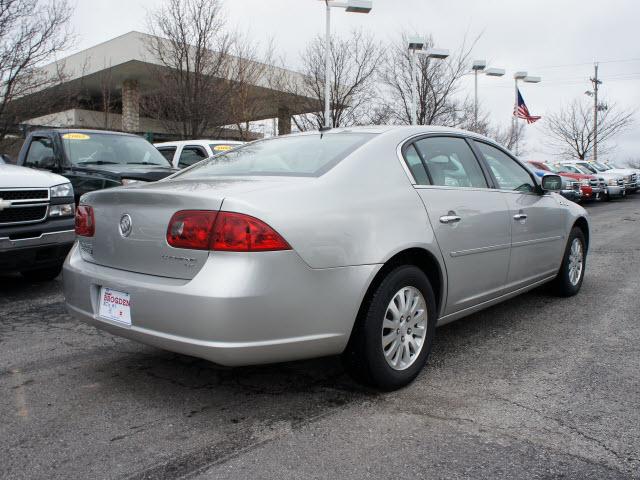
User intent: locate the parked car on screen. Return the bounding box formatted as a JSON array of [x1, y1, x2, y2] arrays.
[[580, 161, 638, 193], [154, 140, 244, 169], [560, 161, 625, 200], [17, 129, 177, 202], [1, 163, 75, 280], [526, 162, 581, 202], [64, 126, 590, 390], [528, 160, 604, 201]]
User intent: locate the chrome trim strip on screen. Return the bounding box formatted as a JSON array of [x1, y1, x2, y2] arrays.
[[511, 235, 563, 248], [450, 243, 511, 257]]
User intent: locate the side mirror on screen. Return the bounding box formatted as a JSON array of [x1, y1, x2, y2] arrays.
[[39, 155, 57, 170], [541, 174, 562, 192]]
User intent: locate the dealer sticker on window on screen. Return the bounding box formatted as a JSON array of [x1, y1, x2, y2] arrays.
[[98, 287, 131, 325]]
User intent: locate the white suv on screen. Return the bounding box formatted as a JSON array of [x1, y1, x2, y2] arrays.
[[154, 140, 244, 169]]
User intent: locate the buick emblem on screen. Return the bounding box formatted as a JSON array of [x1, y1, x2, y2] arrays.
[[119, 214, 132, 237]]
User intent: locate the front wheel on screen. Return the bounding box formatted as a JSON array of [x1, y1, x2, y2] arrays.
[[550, 227, 586, 297], [343, 265, 437, 390]]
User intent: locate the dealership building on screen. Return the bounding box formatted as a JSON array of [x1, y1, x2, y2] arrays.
[[19, 31, 316, 141]]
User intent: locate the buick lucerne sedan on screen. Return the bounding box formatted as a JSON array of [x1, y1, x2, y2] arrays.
[[64, 126, 590, 390]]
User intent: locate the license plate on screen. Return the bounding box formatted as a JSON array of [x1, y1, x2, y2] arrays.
[[98, 287, 131, 325]]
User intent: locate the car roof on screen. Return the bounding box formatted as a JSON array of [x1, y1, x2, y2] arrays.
[[30, 128, 140, 137], [154, 139, 244, 147]]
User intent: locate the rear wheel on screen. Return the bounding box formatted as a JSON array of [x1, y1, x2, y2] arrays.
[[20, 264, 62, 282], [343, 265, 437, 390], [550, 227, 586, 297]]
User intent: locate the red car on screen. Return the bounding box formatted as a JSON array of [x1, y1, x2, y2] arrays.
[[528, 161, 604, 201]]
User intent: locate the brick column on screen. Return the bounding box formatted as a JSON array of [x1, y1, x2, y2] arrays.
[[122, 79, 140, 132], [277, 107, 291, 135]]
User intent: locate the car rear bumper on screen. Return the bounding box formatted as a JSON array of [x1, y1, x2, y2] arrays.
[[63, 244, 377, 366]]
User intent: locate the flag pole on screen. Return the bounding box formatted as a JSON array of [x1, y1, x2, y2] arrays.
[[514, 78, 519, 156]]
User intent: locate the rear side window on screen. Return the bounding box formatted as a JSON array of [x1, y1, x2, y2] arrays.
[[475, 142, 535, 193], [24, 136, 54, 168], [413, 137, 488, 188], [176, 133, 375, 178], [178, 146, 207, 168], [157, 147, 176, 163], [403, 144, 430, 185]]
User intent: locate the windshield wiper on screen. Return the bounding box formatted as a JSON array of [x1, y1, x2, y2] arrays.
[[76, 160, 119, 165], [127, 162, 166, 166]]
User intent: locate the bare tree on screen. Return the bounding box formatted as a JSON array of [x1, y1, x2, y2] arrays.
[[291, 30, 383, 131], [143, 0, 236, 139], [544, 98, 634, 160], [0, 0, 73, 141], [380, 33, 479, 126]]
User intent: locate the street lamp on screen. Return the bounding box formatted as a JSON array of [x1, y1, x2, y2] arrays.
[[408, 38, 449, 125], [471, 60, 505, 129], [321, 0, 373, 128], [512, 70, 542, 155]]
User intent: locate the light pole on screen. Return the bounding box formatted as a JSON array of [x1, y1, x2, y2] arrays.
[[408, 37, 449, 126], [513, 71, 541, 156], [585, 63, 602, 161], [321, 0, 372, 128], [471, 60, 505, 130]]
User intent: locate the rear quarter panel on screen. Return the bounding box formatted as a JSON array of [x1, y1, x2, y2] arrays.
[[220, 131, 443, 270]]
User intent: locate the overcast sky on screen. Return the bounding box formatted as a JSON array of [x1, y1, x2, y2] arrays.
[[69, 0, 639, 162]]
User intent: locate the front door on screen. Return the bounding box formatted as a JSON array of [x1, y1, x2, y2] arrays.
[[404, 136, 512, 315], [473, 141, 566, 290]]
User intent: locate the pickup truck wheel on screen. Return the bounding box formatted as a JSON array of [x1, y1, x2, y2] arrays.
[[21, 264, 62, 281], [551, 227, 586, 297], [343, 265, 437, 391]]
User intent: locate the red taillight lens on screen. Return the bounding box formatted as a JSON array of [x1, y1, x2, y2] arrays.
[[166, 210, 218, 250], [75, 205, 95, 237], [211, 212, 291, 252], [166, 210, 291, 252]]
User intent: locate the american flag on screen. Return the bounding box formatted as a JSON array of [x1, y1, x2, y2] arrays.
[[514, 88, 541, 124]]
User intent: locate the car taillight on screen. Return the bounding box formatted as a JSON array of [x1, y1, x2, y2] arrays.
[[211, 212, 290, 251], [166, 210, 290, 252], [166, 210, 217, 250], [75, 205, 95, 237]]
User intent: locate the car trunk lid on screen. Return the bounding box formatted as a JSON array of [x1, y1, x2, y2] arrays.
[[80, 177, 287, 279]]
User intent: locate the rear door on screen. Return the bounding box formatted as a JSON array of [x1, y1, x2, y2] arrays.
[[404, 135, 512, 315], [473, 141, 566, 290]]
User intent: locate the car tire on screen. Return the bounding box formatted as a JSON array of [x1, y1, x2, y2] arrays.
[[343, 265, 437, 391], [20, 264, 62, 282], [550, 227, 586, 297]]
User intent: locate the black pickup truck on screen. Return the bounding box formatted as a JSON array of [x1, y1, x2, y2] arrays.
[[17, 129, 177, 202]]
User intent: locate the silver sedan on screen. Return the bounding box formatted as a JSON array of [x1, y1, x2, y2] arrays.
[[64, 126, 589, 390]]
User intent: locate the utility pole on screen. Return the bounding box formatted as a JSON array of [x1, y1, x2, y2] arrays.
[[590, 63, 602, 161]]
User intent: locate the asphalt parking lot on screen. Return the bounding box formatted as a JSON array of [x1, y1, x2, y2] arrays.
[[1, 195, 639, 480]]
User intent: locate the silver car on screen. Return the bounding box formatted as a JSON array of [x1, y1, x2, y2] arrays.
[[64, 126, 590, 390]]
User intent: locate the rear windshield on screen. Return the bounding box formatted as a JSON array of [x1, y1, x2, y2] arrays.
[[62, 132, 171, 167], [175, 133, 375, 178]]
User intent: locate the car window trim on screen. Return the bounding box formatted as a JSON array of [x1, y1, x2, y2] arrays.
[[471, 139, 541, 196], [399, 133, 494, 189]]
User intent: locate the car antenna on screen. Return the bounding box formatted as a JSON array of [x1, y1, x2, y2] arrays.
[[319, 126, 332, 139]]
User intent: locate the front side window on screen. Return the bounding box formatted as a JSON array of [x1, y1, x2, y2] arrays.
[[62, 132, 171, 167], [176, 133, 375, 178], [178, 146, 207, 168], [576, 163, 598, 174], [157, 147, 176, 163], [25, 137, 55, 169], [475, 142, 535, 193], [412, 137, 488, 188]]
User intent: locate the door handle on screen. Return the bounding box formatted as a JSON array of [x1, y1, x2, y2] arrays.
[[440, 214, 461, 224], [513, 213, 528, 221]]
